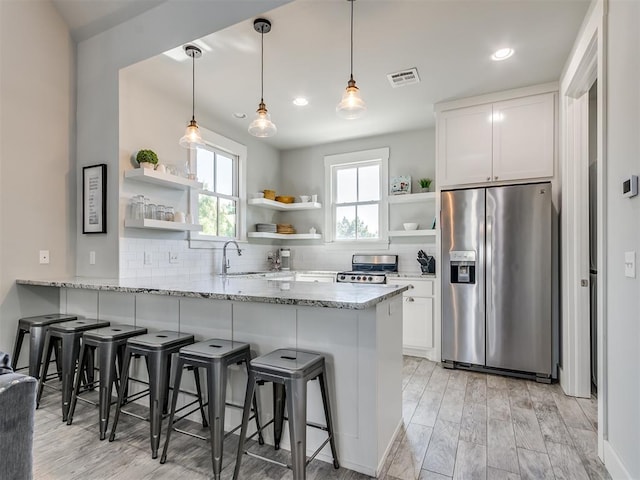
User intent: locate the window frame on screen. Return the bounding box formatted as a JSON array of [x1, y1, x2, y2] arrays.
[[189, 127, 247, 245], [324, 147, 389, 245]]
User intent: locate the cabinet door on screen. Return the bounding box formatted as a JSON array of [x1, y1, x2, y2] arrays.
[[438, 104, 493, 187], [402, 296, 433, 349], [492, 93, 555, 181]]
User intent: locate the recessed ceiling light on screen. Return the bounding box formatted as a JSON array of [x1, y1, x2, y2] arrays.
[[293, 97, 309, 107], [232, 113, 247, 119], [491, 48, 514, 61]]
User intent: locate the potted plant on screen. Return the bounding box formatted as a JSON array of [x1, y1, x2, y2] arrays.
[[419, 177, 432, 192], [136, 149, 158, 170]]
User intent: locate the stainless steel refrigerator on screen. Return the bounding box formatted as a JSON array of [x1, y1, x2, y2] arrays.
[[441, 182, 553, 380]]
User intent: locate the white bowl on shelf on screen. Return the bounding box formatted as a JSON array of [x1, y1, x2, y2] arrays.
[[299, 195, 311, 203], [403, 222, 419, 231]]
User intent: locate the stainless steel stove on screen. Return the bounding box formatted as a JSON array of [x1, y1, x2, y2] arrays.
[[336, 254, 398, 284]]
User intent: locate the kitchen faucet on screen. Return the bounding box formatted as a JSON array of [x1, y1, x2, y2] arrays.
[[222, 240, 242, 274]]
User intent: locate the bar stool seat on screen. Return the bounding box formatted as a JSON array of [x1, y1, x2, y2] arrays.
[[36, 319, 110, 421], [234, 348, 339, 480], [12, 313, 78, 378], [66, 324, 148, 439], [160, 339, 264, 480], [108, 330, 206, 459]]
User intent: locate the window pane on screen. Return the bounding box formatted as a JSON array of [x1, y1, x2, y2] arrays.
[[216, 154, 234, 195], [218, 198, 236, 238], [358, 165, 380, 201], [199, 194, 218, 236], [335, 205, 356, 240], [196, 148, 215, 191], [357, 204, 379, 238], [336, 168, 357, 203]]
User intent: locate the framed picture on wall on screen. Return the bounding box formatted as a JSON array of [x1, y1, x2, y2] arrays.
[[83, 164, 107, 234]]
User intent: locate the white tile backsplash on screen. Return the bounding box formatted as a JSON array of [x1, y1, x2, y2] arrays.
[[119, 238, 437, 279]]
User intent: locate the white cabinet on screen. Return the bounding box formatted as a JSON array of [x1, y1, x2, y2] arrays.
[[437, 92, 555, 187], [388, 277, 436, 360]]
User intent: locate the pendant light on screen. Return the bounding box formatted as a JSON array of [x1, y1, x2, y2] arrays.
[[179, 44, 205, 149], [336, 0, 366, 119], [248, 18, 277, 138]]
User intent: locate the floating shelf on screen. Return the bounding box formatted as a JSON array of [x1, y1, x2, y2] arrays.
[[124, 168, 203, 190], [387, 192, 436, 204], [125, 219, 203, 232], [248, 232, 322, 240], [388, 229, 437, 237], [248, 198, 322, 211]]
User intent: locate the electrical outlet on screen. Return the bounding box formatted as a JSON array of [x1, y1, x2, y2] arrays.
[[625, 251, 636, 278], [144, 251, 152, 265], [169, 252, 179, 264], [89, 251, 96, 265], [39, 250, 50, 264]]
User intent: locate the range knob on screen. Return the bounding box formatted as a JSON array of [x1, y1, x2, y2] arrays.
[[368, 276, 373, 281], [356, 276, 362, 281], [350, 276, 356, 281], [339, 275, 346, 281]]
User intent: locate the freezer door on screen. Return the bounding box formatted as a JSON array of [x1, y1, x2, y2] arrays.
[[486, 183, 552, 375], [441, 188, 485, 366]]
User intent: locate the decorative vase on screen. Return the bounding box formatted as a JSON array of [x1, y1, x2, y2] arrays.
[[140, 162, 155, 170], [420, 187, 430, 193]]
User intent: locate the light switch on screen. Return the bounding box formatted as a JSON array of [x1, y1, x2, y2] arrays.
[[89, 251, 96, 265], [144, 251, 152, 265], [169, 252, 179, 264], [39, 250, 50, 264], [625, 251, 636, 278]]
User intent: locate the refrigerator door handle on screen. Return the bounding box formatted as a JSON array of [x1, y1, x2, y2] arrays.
[[486, 214, 493, 318]]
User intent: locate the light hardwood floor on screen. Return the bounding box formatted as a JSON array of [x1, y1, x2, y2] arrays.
[[33, 357, 610, 480]]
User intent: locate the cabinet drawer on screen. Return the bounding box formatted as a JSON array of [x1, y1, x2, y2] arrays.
[[389, 278, 434, 297]]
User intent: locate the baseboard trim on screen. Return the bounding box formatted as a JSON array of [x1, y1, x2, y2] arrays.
[[604, 440, 632, 479]]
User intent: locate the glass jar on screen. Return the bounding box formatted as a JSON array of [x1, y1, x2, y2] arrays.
[[165, 206, 175, 222], [146, 203, 157, 220], [156, 205, 166, 221]]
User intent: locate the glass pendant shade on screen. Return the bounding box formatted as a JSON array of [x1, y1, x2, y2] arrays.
[[336, 77, 367, 119], [248, 101, 277, 137], [179, 119, 204, 148]]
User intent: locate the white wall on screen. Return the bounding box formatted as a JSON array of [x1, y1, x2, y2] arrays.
[[0, 0, 75, 354], [74, 0, 290, 277], [603, 0, 640, 477]]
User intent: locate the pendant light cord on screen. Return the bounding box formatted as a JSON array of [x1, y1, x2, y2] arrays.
[[350, 0, 354, 80], [260, 26, 265, 103], [191, 51, 196, 121]]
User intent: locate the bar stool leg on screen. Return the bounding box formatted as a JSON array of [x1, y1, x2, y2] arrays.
[[148, 350, 169, 459], [67, 341, 90, 425], [109, 346, 133, 442], [36, 332, 55, 408], [193, 367, 208, 428], [98, 341, 118, 440], [318, 372, 340, 469], [273, 383, 286, 449], [159, 356, 186, 464], [232, 370, 257, 480], [286, 378, 308, 480], [207, 361, 229, 479], [28, 325, 49, 379], [242, 353, 264, 446], [61, 335, 81, 422], [11, 328, 25, 372]]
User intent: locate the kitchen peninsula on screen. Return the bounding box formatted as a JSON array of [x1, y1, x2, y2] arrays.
[[16, 276, 408, 476]]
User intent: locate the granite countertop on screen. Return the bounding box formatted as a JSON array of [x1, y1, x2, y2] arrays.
[[16, 275, 408, 310]]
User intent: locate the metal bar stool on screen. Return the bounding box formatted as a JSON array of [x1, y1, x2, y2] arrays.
[[233, 349, 339, 480], [108, 330, 207, 459], [160, 339, 264, 479], [36, 318, 110, 421], [66, 324, 148, 439], [11, 313, 78, 378]]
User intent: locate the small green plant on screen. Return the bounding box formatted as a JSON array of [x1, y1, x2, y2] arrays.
[[136, 149, 158, 166], [419, 178, 432, 189]]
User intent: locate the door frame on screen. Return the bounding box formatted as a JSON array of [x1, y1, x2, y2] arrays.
[[559, 0, 607, 458]]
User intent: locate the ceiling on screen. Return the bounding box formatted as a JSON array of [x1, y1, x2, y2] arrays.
[[55, 0, 590, 151]]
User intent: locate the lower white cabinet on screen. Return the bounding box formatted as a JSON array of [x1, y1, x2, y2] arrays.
[[388, 277, 437, 360]]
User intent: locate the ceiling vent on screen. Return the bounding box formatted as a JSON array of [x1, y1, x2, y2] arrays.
[[386, 68, 420, 88]]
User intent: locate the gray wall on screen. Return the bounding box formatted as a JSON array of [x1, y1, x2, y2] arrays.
[[604, 0, 640, 476], [74, 0, 290, 277], [0, 0, 75, 354]]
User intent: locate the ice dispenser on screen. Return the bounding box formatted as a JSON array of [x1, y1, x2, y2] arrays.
[[449, 251, 476, 284]]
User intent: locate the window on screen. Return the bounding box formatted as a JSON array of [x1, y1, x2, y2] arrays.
[[324, 148, 389, 243], [189, 127, 246, 243]]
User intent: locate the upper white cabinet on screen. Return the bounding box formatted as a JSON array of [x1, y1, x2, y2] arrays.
[[437, 91, 555, 187]]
